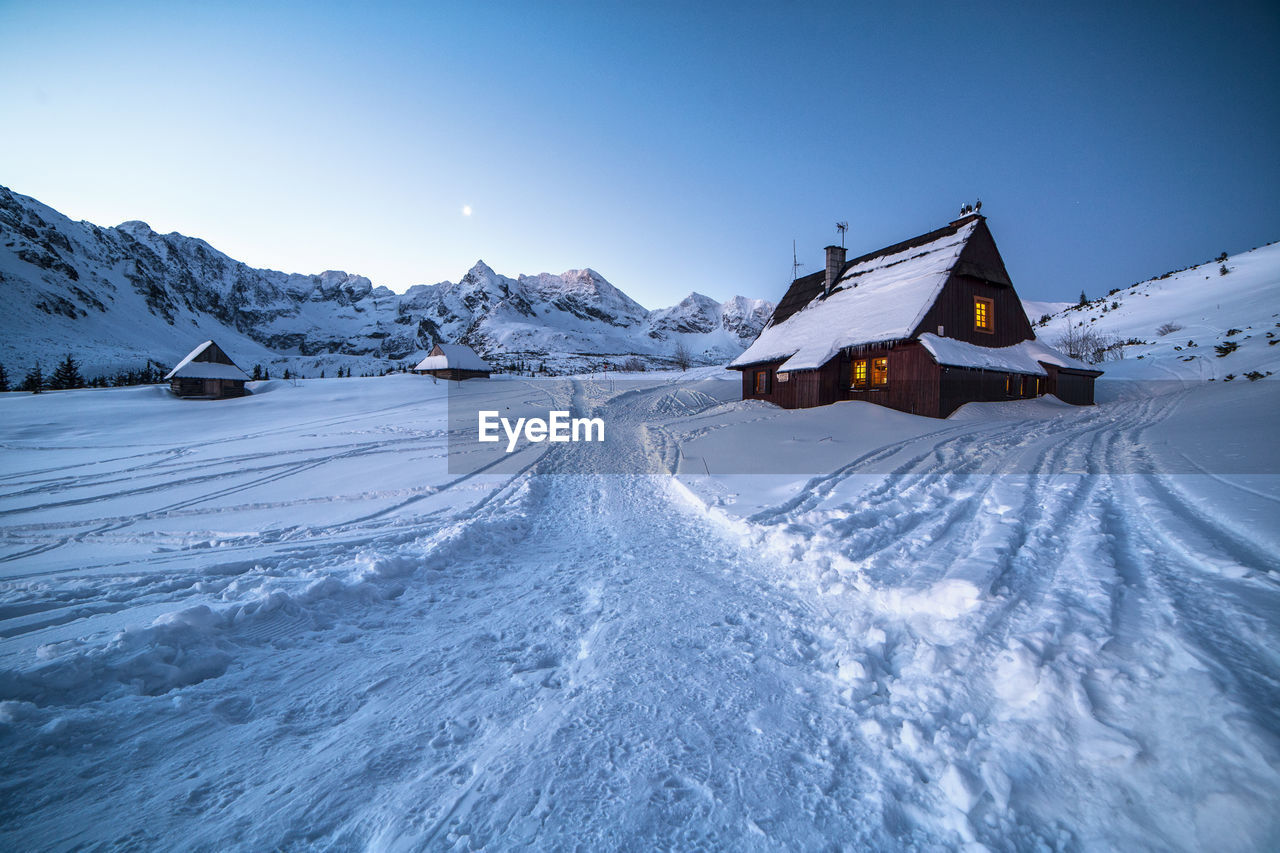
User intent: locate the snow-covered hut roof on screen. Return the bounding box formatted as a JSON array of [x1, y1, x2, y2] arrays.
[[414, 344, 492, 372], [917, 333, 1095, 376], [731, 218, 980, 371], [164, 341, 250, 381]]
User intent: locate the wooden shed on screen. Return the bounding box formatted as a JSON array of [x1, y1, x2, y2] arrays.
[[413, 344, 493, 381], [165, 340, 251, 399], [730, 212, 1101, 417]]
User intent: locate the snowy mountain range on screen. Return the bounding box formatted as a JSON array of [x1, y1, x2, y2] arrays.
[[0, 185, 773, 377]]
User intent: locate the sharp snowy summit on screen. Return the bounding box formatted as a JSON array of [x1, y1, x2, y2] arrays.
[[0, 186, 772, 376]]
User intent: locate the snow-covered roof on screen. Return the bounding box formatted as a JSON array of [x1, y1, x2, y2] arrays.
[[918, 333, 1099, 376], [731, 219, 979, 371], [164, 341, 250, 381], [414, 344, 492, 372]]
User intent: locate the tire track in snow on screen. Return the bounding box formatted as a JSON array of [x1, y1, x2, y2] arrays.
[[710, 388, 1280, 849]]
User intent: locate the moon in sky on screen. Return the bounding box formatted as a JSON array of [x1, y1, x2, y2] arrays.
[[461, 205, 472, 217]]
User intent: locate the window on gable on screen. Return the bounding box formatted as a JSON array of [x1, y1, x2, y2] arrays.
[[754, 370, 771, 394], [852, 359, 867, 388], [871, 357, 888, 386], [974, 296, 995, 333]]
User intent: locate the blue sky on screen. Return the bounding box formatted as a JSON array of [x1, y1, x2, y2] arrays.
[[2, 1, 1277, 307]]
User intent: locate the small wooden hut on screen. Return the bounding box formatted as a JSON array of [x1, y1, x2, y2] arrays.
[[413, 344, 492, 381], [729, 213, 1102, 417], [165, 340, 251, 398]]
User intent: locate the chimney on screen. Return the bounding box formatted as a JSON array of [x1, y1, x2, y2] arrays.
[[824, 245, 846, 296]]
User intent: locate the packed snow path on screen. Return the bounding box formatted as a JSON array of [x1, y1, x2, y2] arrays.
[[0, 378, 1277, 850]]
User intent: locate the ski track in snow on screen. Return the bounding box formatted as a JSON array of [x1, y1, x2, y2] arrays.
[[0, 380, 1277, 851]]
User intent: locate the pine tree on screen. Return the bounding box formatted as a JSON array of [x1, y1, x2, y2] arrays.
[[264, 368, 270, 380], [252, 364, 263, 381], [283, 368, 292, 380], [21, 363, 44, 393], [0, 362, 8, 392], [320, 369, 326, 379], [50, 353, 84, 390], [1078, 291, 1088, 306]]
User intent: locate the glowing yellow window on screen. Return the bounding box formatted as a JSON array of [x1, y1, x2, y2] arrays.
[[871, 357, 888, 386], [974, 296, 994, 333], [852, 359, 867, 387]]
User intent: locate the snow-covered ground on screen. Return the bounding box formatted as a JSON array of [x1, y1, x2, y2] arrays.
[[1, 368, 1277, 850]]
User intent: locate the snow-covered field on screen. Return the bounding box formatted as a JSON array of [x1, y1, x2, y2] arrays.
[[1, 369, 1277, 850]]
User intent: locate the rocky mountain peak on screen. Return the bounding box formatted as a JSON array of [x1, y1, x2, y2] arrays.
[[0, 184, 773, 374]]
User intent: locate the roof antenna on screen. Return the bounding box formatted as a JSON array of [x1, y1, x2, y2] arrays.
[[836, 221, 848, 248], [792, 239, 802, 282]]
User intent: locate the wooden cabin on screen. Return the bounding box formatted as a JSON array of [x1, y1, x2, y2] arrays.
[[730, 213, 1101, 418], [164, 340, 251, 398], [413, 343, 493, 381]]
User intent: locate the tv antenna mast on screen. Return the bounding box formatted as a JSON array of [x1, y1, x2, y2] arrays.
[[836, 221, 848, 248], [792, 239, 802, 282]]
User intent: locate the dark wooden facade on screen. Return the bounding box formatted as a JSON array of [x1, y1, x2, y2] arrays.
[[169, 376, 249, 398], [168, 341, 249, 399], [423, 368, 490, 381], [911, 222, 1034, 348], [1043, 365, 1099, 406], [735, 215, 1100, 418]]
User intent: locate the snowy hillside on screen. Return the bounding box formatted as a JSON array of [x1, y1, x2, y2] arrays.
[[0, 186, 772, 378], [1033, 241, 1280, 381], [1020, 298, 1072, 323]]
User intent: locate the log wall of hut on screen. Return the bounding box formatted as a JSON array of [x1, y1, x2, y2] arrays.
[[170, 377, 248, 399], [740, 342, 945, 415], [739, 360, 841, 408], [911, 220, 1032, 348], [736, 351, 1101, 416], [936, 363, 1013, 417], [841, 342, 941, 418], [425, 369, 491, 381], [914, 276, 1034, 348], [741, 360, 799, 408], [1045, 366, 1098, 406]]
